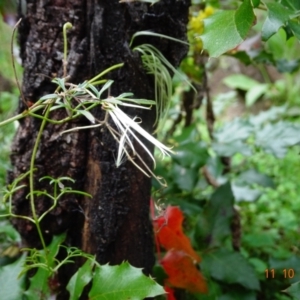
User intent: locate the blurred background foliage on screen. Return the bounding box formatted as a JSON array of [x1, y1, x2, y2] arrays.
[[153, 0, 300, 299], [1, 0, 300, 299]]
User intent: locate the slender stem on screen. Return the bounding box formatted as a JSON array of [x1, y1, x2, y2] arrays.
[[88, 63, 124, 84], [28, 104, 53, 260], [11, 18, 27, 107]]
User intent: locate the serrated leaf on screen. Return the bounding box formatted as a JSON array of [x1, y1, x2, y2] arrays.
[[212, 118, 253, 156], [202, 249, 260, 290], [0, 254, 26, 300], [255, 121, 300, 157], [89, 262, 165, 300], [201, 0, 255, 57], [283, 281, 300, 299], [262, 3, 293, 41], [67, 259, 94, 300]]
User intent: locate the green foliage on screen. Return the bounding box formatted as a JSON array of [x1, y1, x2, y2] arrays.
[[0, 254, 26, 300], [195, 183, 234, 249], [200, 0, 255, 57], [199, 0, 300, 57], [67, 259, 94, 299], [202, 249, 260, 291], [283, 281, 300, 299], [89, 262, 165, 299]]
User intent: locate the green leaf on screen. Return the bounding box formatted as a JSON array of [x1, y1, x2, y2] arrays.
[[276, 58, 300, 73], [255, 121, 300, 157], [223, 74, 259, 91], [67, 259, 94, 300], [172, 141, 209, 169], [282, 281, 300, 298], [195, 182, 234, 249], [262, 3, 293, 41], [236, 169, 274, 188], [251, 0, 260, 8], [0, 254, 26, 300], [281, 0, 300, 10], [201, 0, 255, 57], [288, 20, 300, 40], [232, 184, 261, 202], [269, 255, 300, 281], [219, 290, 256, 300], [212, 118, 253, 156], [39, 94, 59, 101], [24, 234, 66, 300], [202, 249, 260, 290], [24, 266, 52, 300], [243, 232, 277, 248], [89, 261, 165, 300], [172, 164, 198, 192], [246, 84, 269, 107], [78, 109, 96, 124]]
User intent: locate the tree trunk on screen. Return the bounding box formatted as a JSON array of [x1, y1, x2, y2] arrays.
[[9, 0, 190, 296]]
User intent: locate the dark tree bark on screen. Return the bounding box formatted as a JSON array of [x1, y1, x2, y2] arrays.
[[9, 0, 190, 296]]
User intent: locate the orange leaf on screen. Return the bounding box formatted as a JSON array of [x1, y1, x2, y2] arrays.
[[164, 286, 176, 300], [161, 250, 208, 294], [154, 206, 201, 262]]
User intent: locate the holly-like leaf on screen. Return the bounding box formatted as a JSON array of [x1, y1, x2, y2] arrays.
[[89, 261, 165, 299], [202, 249, 260, 291], [200, 0, 255, 57], [0, 254, 26, 300], [262, 3, 293, 41], [67, 259, 94, 300], [161, 250, 208, 294], [282, 281, 300, 298], [154, 206, 201, 262]]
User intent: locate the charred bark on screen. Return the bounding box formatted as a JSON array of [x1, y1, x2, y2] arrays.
[[9, 0, 190, 296]]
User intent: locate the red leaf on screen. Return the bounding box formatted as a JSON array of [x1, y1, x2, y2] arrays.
[[164, 286, 176, 300], [154, 206, 201, 262], [161, 250, 208, 294]]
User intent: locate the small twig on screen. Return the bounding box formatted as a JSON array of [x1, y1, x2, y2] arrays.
[[202, 165, 219, 188], [11, 18, 27, 107]]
